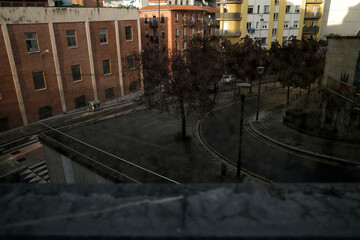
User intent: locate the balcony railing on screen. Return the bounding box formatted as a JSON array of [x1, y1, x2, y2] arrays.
[[182, 20, 187, 26], [149, 21, 157, 28], [215, 12, 242, 21], [306, 0, 323, 4], [221, 31, 241, 37], [216, 0, 243, 3], [304, 12, 321, 19], [302, 26, 319, 33]]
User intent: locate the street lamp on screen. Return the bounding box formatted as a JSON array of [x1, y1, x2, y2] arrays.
[[236, 82, 251, 178], [256, 66, 264, 122]]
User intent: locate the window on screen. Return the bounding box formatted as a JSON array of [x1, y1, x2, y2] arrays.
[[169, 1, 171, 4], [248, 5, 253, 14], [257, 5, 260, 13], [311, 21, 317, 27], [283, 36, 287, 43], [191, 28, 194, 37], [0, 117, 10, 133], [175, 13, 178, 23], [183, 28, 186, 37], [71, 65, 81, 82], [176, 43, 179, 51], [275, 0, 279, 5], [262, 21, 268, 29], [125, 26, 132, 41], [182, 14, 186, 24], [145, 29, 149, 38], [295, 5, 300, 13], [129, 81, 137, 91], [99, 28, 107, 44], [144, 15, 149, 23], [286, 5, 290, 13], [127, 56, 134, 70], [197, 13, 200, 21], [32, 72, 46, 90], [75, 95, 86, 108], [105, 87, 114, 99], [293, 21, 299, 28], [261, 37, 266, 45], [303, 21, 306, 27], [175, 29, 179, 38], [183, 41, 186, 50], [161, 14, 165, 24], [274, 13, 278, 20], [175, 0, 177, 4], [39, 106, 52, 120], [161, 29, 165, 39], [264, 5, 269, 13], [247, 22, 252, 29], [153, 44, 158, 50], [284, 21, 289, 28], [256, 22, 259, 28], [272, 28, 277, 35], [186, 0, 188, 4], [103, 60, 110, 75], [146, 43, 149, 50], [66, 30, 77, 47], [25, 33, 38, 53]]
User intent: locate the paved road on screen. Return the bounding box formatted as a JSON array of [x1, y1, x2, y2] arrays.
[[201, 87, 360, 183]]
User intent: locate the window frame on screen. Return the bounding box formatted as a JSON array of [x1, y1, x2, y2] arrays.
[[103, 59, 111, 75], [25, 32, 39, 53], [32, 71, 46, 91], [127, 55, 135, 70], [125, 26, 133, 41], [66, 30, 77, 48], [99, 28, 107, 44], [71, 65, 82, 82]]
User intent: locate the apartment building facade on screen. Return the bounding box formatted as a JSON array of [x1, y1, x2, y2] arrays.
[[0, 7, 141, 132], [218, 0, 325, 48], [302, 0, 324, 39], [140, 3, 206, 52], [0, 0, 49, 6]]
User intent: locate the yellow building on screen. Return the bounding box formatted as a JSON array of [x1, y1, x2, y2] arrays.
[[217, 0, 325, 48]]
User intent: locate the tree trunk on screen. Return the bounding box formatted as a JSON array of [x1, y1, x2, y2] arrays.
[[308, 84, 311, 95], [213, 82, 218, 102], [180, 101, 186, 141], [287, 85, 290, 105]]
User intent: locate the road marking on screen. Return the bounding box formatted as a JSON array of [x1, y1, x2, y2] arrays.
[[198, 116, 275, 184], [243, 113, 338, 167]]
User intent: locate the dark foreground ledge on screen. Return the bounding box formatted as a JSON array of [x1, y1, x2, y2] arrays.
[[1, 184, 360, 239]]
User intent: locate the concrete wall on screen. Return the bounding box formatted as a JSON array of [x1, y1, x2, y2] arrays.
[[43, 144, 111, 183], [323, 37, 360, 88], [320, 0, 360, 38]]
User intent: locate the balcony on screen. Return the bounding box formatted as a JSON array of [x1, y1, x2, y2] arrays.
[[304, 12, 321, 19], [306, 0, 323, 3], [221, 31, 241, 37], [182, 20, 188, 27], [302, 26, 319, 33], [189, 19, 196, 27], [215, 12, 242, 21], [149, 21, 157, 28]]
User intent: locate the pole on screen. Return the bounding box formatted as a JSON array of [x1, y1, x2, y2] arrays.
[[256, 74, 262, 121], [237, 94, 245, 178]]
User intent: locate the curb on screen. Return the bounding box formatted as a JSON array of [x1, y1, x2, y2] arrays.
[[247, 114, 360, 167]]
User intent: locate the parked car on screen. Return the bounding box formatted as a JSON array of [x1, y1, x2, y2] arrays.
[[221, 75, 235, 84]]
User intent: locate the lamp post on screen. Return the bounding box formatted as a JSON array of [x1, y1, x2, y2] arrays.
[[236, 82, 251, 178], [256, 66, 264, 122]]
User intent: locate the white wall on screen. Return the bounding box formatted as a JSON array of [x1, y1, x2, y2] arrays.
[[320, 0, 360, 37]]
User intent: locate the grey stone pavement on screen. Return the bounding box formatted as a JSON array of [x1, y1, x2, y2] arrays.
[[247, 93, 360, 166], [1, 183, 360, 238]]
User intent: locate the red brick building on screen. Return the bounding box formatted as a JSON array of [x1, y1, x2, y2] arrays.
[[140, 3, 206, 52], [0, 7, 141, 131]]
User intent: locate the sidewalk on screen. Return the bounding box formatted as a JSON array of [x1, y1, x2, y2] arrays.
[[248, 102, 360, 166]]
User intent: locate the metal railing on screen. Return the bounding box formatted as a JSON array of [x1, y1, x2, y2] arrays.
[[216, 12, 242, 20], [40, 123, 180, 184], [326, 76, 360, 105], [304, 12, 321, 19], [303, 26, 319, 33]]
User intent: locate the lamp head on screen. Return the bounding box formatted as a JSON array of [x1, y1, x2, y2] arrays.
[[257, 66, 265, 75]]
